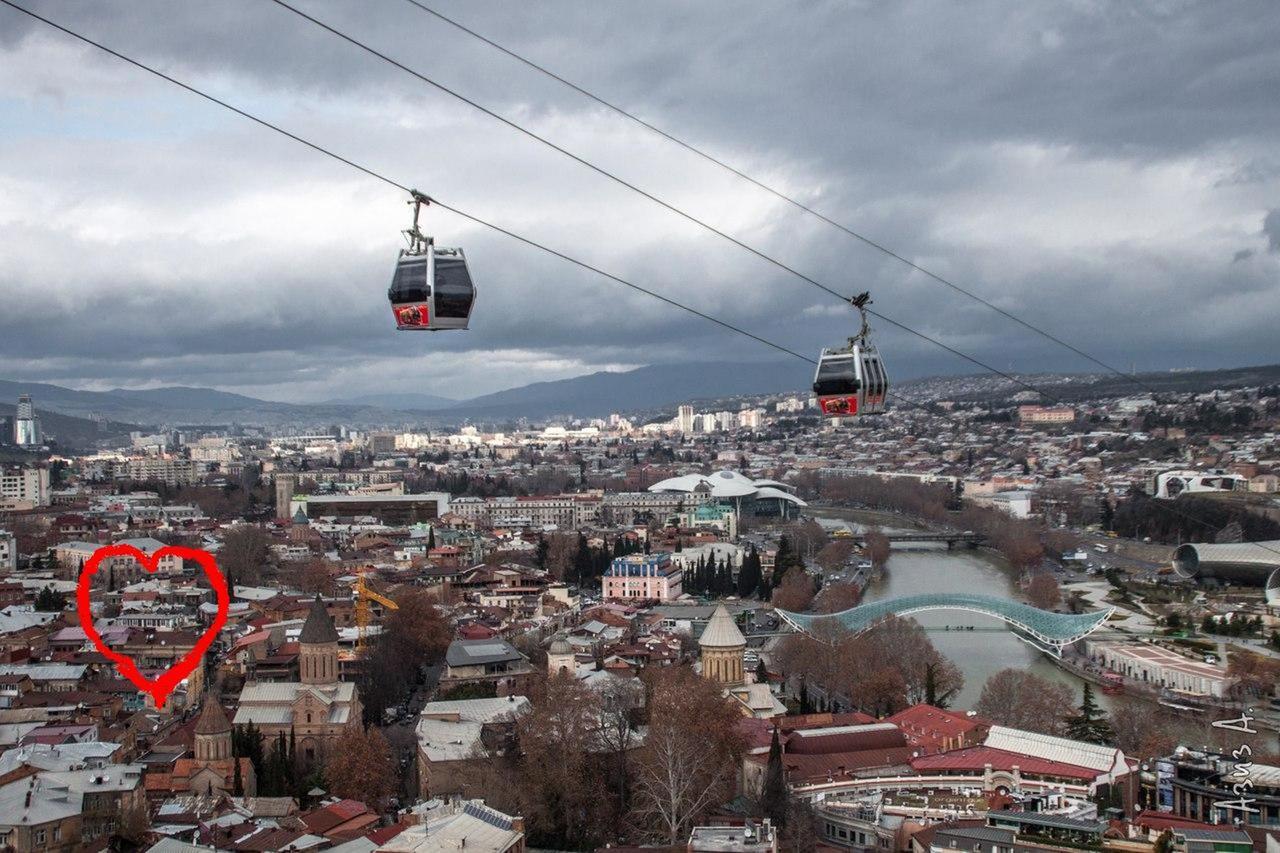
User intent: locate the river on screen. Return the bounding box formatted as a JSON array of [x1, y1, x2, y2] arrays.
[[812, 507, 1112, 711]]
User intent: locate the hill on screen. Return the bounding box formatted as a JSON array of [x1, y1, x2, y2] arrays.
[[444, 361, 809, 420]]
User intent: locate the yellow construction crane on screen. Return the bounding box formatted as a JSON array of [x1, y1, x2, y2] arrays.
[[354, 567, 399, 652]]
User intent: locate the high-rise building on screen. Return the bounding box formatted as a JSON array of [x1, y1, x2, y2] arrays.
[[677, 404, 695, 434], [275, 473, 296, 520], [13, 395, 40, 447]]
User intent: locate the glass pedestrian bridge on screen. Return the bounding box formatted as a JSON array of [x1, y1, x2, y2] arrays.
[[777, 593, 1115, 656]]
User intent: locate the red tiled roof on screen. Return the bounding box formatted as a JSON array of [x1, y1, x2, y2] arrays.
[[303, 799, 371, 835], [777, 711, 876, 732], [786, 726, 907, 755], [750, 746, 916, 783], [910, 746, 1101, 781], [1132, 810, 1218, 831]]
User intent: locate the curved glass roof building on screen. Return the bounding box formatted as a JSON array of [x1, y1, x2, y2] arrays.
[[777, 593, 1114, 656]]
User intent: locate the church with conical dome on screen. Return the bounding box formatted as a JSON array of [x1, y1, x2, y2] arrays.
[[149, 691, 257, 797], [698, 604, 746, 686], [233, 595, 362, 764]]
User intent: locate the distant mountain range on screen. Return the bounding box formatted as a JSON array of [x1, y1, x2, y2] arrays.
[[3, 361, 1277, 436], [0, 361, 809, 431]]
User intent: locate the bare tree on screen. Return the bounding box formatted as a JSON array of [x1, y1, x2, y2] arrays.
[[294, 559, 336, 596], [324, 724, 395, 808], [1026, 571, 1061, 610], [633, 667, 745, 845], [218, 525, 270, 588], [862, 529, 891, 569], [974, 669, 1075, 735], [814, 539, 856, 572], [514, 674, 612, 849], [771, 567, 815, 612], [813, 582, 862, 613]]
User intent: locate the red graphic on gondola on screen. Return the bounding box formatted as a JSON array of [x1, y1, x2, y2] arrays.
[[394, 304, 430, 328], [819, 396, 859, 416]]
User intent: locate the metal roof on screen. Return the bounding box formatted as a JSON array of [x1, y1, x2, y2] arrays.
[[777, 593, 1113, 650], [445, 639, 524, 667], [698, 605, 746, 649]]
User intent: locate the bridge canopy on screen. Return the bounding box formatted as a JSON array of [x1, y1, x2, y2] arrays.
[[777, 593, 1113, 652]]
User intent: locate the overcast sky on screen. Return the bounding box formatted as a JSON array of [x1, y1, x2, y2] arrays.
[[1, 0, 1278, 403]]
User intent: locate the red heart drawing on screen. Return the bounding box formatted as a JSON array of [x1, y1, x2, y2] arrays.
[[76, 543, 229, 708]]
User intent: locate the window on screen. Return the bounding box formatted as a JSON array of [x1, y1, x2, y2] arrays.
[[34, 829, 46, 845], [389, 259, 430, 303], [434, 257, 474, 319]]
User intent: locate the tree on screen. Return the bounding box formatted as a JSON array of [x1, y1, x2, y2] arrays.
[[759, 727, 787, 828], [736, 547, 763, 598], [812, 582, 861, 613], [295, 560, 336, 596], [975, 669, 1075, 736], [219, 525, 270, 588], [1026, 571, 1061, 610], [771, 567, 815, 612], [633, 667, 745, 845], [862, 529, 891, 569], [359, 589, 450, 722], [324, 724, 395, 808], [1227, 650, 1280, 699], [34, 586, 66, 612], [815, 539, 856, 572], [1109, 703, 1184, 760], [513, 674, 612, 849], [1064, 684, 1114, 745]]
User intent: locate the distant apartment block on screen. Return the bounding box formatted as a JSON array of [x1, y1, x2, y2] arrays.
[[602, 552, 683, 601], [1017, 405, 1076, 424], [677, 404, 695, 434], [0, 529, 15, 573], [1, 465, 50, 509]]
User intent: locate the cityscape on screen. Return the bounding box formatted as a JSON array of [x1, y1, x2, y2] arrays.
[[3, 2, 1280, 852]]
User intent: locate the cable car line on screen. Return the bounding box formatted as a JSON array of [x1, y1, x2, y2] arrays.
[[4, 1, 1270, 554], [395, 0, 1151, 396], [0, 0, 824, 377], [263, 0, 1062, 405]]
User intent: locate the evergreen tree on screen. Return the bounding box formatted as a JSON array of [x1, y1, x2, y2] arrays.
[[737, 547, 762, 598], [34, 586, 66, 612], [1064, 684, 1114, 744], [798, 680, 813, 715], [233, 752, 243, 796], [535, 534, 549, 571], [574, 533, 591, 586], [427, 526, 436, 550], [1100, 499, 1115, 532], [759, 727, 788, 828]]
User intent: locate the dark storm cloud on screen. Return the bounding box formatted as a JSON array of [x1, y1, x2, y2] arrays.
[[1265, 209, 1280, 253], [1, 0, 1279, 400]]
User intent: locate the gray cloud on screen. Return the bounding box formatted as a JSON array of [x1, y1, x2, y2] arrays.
[[1265, 209, 1280, 252], [1, 0, 1279, 402]]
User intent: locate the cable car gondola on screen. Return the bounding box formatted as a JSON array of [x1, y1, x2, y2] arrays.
[[388, 191, 476, 331], [812, 291, 889, 417]]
